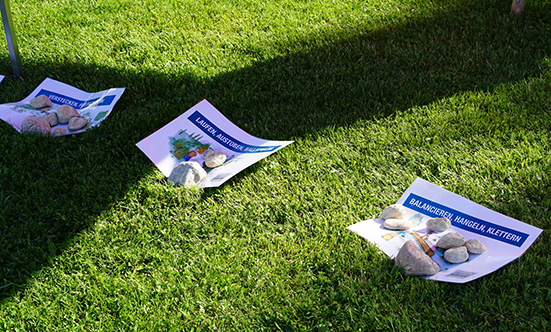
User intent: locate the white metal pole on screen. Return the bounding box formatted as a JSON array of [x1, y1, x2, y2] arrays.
[[1, 0, 22, 77]]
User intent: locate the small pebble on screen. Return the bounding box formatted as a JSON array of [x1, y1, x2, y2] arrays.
[[204, 150, 227, 168], [29, 95, 52, 109], [444, 246, 469, 263], [395, 240, 440, 276], [52, 127, 67, 137], [21, 116, 51, 135], [68, 117, 87, 131], [464, 239, 486, 254], [426, 217, 451, 232], [381, 204, 406, 220], [436, 232, 466, 249], [168, 161, 207, 186], [44, 113, 58, 127], [383, 218, 412, 230]]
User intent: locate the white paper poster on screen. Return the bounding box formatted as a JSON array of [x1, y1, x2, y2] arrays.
[[136, 99, 293, 188], [347, 178, 543, 283], [0, 78, 125, 136], [0, 75, 4, 84]]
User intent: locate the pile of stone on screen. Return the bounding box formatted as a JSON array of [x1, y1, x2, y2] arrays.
[[382, 203, 487, 276], [21, 95, 87, 136], [380, 204, 411, 230], [436, 232, 486, 263], [168, 150, 227, 187]]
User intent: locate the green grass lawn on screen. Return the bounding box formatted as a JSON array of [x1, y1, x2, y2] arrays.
[[1, 0, 550, 330]]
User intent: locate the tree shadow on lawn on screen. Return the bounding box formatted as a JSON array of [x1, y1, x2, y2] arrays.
[[0, 0, 550, 306]]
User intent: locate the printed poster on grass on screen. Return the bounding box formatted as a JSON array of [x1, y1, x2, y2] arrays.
[[0, 77, 125, 136], [347, 178, 542, 283], [136, 99, 293, 188]]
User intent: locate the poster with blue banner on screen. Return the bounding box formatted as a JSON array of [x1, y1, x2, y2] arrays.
[[0, 77, 125, 136], [347, 178, 542, 283], [136, 99, 293, 188]]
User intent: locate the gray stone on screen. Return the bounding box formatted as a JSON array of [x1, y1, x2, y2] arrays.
[[444, 246, 469, 263], [426, 217, 451, 232], [383, 218, 412, 230], [380, 204, 406, 220], [44, 113, 58, 127], [204, 150, 227, 168], [52, 127, 67, 137], [395, 240, 440, 276], [68, 117, 87, 131], [168, 161, 207, 186], [21, 116, 51, 135], [30, 94, 52, 109], [57, 105, 80, 124], [436, 232, 465, 249], [464, 239, 486, 254]]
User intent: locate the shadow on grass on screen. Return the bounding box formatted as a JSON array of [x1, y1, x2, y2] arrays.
[[0, 0, 550, 306]]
